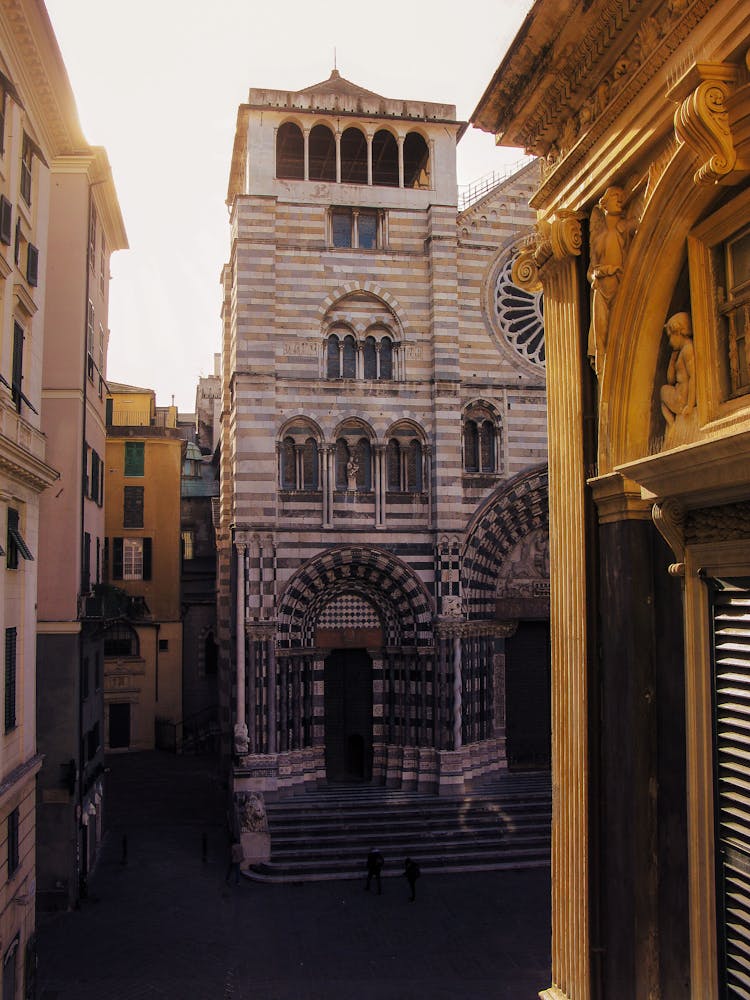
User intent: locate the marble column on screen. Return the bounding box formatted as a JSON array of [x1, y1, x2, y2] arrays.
[[516, 217, 589, 1000], [234, 544, 248, 753]]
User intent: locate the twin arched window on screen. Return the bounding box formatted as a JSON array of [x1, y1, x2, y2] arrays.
[[327, 332, 393, 380], [386, 438, 423, 493], [464, 407, 498, 473], [280, 436, 319, 490], [276, 121, 430, 189]]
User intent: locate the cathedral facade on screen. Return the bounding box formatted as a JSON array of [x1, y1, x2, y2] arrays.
[[219, 72, 548, 799]]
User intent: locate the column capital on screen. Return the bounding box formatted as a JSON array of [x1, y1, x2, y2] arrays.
[[512, 213, 583, 292]]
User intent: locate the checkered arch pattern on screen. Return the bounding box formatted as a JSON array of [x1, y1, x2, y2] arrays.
[[277, 545, 433, 648], [462, 465, 549, 619]]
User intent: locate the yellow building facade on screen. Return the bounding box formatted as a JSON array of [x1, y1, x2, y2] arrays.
[[473, 1, 750, 997], [104, 384, 183, 752]]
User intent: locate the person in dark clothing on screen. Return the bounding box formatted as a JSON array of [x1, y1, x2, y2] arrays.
[[225, 840, 243, 886], [365, 848, 384, 894], [403, 857, 420, 901]]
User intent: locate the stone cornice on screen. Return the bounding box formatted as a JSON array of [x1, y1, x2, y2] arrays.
[[0, 428, 57, 493], [588, 471, 653, 523], [0, 0, 87, 157]]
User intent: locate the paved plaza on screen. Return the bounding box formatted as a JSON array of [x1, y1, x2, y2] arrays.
[[36, 753, 551, 1000]]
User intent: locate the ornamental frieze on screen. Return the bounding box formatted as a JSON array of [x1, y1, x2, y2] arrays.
[[685, 502, 750, 544]]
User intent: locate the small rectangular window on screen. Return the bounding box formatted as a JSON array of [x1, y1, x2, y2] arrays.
[[4, 627, 16, 732], [0, 196, 11, 245], [100, 235, 106, 294], [6, 808, 18, 878], [124, 441, 145, 477], [330, 207, 382, 250], [123, 486, 144, 528], [158, 638, 169, 652]]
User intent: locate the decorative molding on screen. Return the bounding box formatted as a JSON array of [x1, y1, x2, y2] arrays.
[[685, 501, 750, 544], [670, 62, 740, 185]]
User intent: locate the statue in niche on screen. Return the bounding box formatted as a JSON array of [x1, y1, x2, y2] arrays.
[[587, 186, 638, 373], [660, 312, 696, 437], [346, 452, 359, 491]]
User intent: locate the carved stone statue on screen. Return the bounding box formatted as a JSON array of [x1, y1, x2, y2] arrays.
[[660, 312, 696, 431], [587, 186, 638, 373], [238, 792, 268, 834], [233, 722, 249, 756], [346, 453, 359, 490]]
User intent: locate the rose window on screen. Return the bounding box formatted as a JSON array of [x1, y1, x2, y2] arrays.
[[494, 254, 545, 367]]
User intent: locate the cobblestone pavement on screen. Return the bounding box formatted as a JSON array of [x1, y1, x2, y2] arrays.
[[36, 752, 551, 1000]]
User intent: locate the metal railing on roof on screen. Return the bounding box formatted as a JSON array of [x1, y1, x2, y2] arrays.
[[457, 156, 536, 212]]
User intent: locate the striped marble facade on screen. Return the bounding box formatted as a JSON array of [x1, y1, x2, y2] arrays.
[[220, 75, 549, 797]]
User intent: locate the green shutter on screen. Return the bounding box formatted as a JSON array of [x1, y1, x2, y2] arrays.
[[112, 537, 123, 580], [124, 442, 144, 477]]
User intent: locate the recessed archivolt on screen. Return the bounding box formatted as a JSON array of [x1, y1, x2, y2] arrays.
[[462, 465, 549, 619], [597, 144, 720, 473], [318, 283, 408, 338], [277, 545, 434, 648]]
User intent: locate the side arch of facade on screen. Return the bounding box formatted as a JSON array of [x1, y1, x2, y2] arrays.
[[461, 465, 549, 619], [276, 544, 434, 648]]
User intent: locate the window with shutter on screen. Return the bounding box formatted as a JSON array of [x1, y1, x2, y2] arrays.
[[4, 627, 15, 732], [0, 195, 11, 245], [26, 243, 38, 286], [124, 442, 144, 477], [20, 135, 32, 205], [123, 486, 144, 528], [711, 578, 750, 995], [6, 809, 18, 877], [11, 322, 22, 413]]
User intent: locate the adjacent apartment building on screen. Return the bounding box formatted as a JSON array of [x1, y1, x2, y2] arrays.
[[103, 384, 183, 752], [219, 72, 549, 802], [0, 0, 124, 984], [36, 144, 127, 911]]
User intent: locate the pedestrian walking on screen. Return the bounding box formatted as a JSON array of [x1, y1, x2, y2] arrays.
[[403, 857, 420, 901], [365, 847, 384, 894], [225, 839, 243, 886]]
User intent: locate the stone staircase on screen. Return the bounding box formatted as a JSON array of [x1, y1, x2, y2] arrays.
[[248, 770, 551, 883]]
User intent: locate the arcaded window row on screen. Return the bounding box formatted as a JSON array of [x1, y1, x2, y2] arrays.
[[276, 121, 430, 190]]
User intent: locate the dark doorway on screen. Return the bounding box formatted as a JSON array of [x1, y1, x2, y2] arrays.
[[505, 621, 551, 769], [324, 649, 372, 781], [109, 703, 131, 749]]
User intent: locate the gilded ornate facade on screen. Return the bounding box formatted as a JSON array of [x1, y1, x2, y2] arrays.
[[220, 73, 549, 804], [474, 1, 750, 997]]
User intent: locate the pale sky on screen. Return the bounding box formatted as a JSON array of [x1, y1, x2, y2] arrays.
[[45, 0, 532, 413]]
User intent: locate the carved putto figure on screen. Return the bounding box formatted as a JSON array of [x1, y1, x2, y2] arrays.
[[587, 186, 638, 373], [660, 312, 696, 428]]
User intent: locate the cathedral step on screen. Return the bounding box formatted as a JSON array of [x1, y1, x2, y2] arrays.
[[248, 771, 551, 883]]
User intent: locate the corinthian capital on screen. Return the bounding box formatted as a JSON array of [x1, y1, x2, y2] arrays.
[[670, 62, 740, 186]]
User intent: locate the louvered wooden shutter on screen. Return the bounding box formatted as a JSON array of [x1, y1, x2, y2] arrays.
[[712, 579, 750, 997]]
